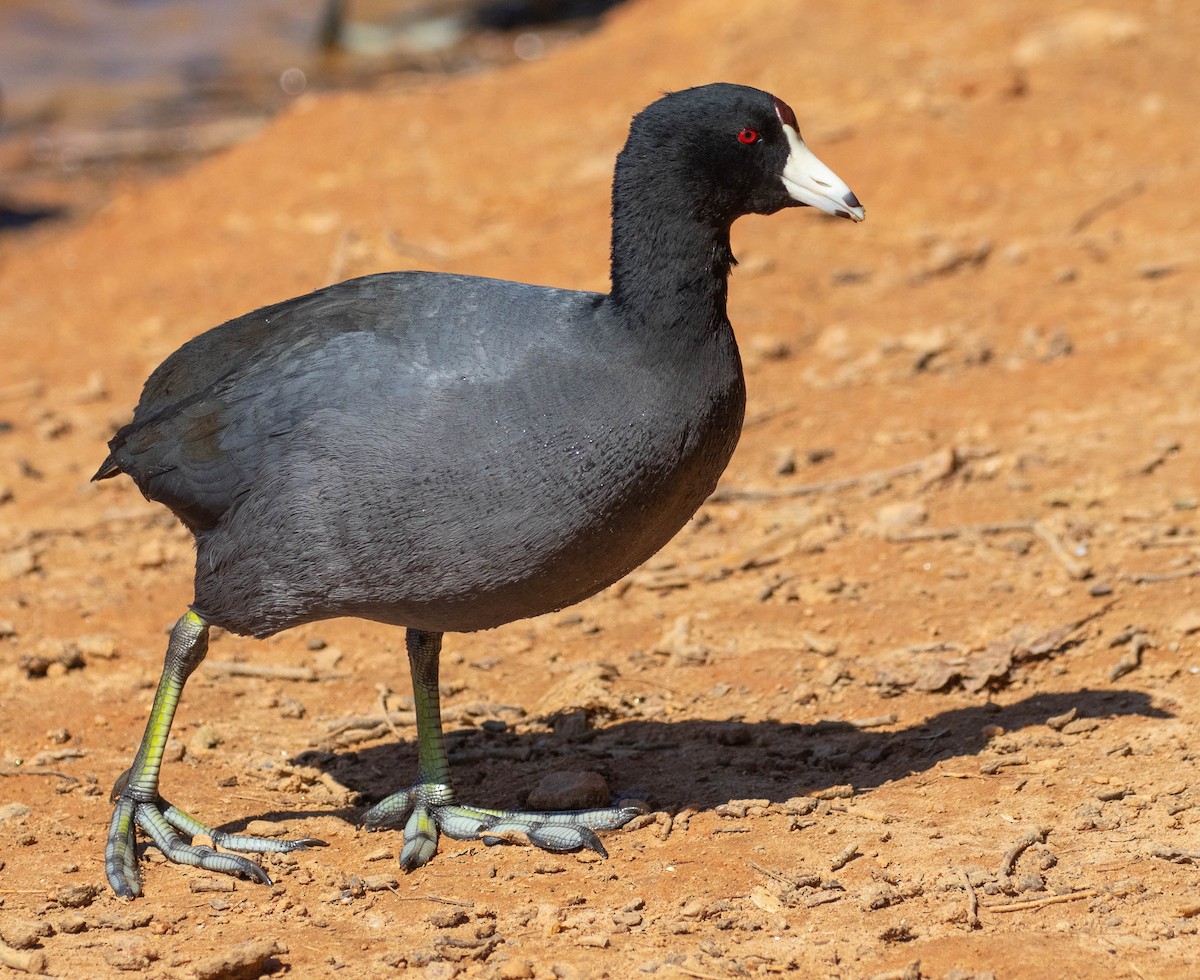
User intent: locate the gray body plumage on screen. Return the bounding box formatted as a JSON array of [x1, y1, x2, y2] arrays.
[[102, 271, 744, 637]]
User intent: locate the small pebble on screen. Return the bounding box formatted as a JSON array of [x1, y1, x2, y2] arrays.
[[0, 918, 53, 949], [576, 934, 610, 948], [428, 909, 469, 929], [4, 548, 38, 578], [55, 914, 88, 934], [0, 803, 31, 822], [188, 724, 224, 753], [526, 770, 610, 810], [56, 882, 99, 908], [1045, 708, 1077, 730]]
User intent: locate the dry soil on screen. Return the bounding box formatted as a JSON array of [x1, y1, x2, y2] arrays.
[[1, 1, 1199, 977]]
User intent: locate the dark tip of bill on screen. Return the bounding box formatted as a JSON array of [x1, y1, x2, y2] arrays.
[[844, 191, 862, 210]]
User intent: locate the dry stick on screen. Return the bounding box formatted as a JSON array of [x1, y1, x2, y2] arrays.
[[377, 686, 404, 741], [747, 860, 797, 888], [206, 660, 317, 682], [848, 713, 898, 730], [0, 379, 44, 402], [0, 768, 77, 782], [1109, 632, 1151, 682], [887, 519, 1035, 543], [984, 888, 1099, 913], [1121, 567, 1200, 584], [1031, 521, 1092, 580], [388, 894, 475, 906], [980, 755, 1028, 775], [1139, 536, 1200, 549], [998, 827, 1049, 877], [961, 870, 980, 930], [830, 841, 860, 872], [867, 964, 921, 980], [890, 519, 1091, 580], [746, 860, 819, 891], [1149, 844, 1200, 864], [676, 967, 732, 980], [326, 713, 415, 735], [709, 449, 954, 503], [1071, 179, 1145, 233]]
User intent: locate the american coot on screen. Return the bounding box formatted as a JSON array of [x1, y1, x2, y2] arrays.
[[96, 82, 863, 898]]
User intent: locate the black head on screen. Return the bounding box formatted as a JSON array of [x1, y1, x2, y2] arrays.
[[619, 82, 864, 226]]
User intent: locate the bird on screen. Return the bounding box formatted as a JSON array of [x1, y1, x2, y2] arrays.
[[95, 81, 863, 898]]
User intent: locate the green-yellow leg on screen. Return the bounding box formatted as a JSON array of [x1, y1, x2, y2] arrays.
[[362, 628, 647, 870], [105, 610, 322, 898]]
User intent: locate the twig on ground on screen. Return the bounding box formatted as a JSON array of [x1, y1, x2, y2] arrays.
[[326, 713, 415, 735], [0, 769, 77, 782], [710, 448, 957, 503], [887, 519, 1034, 543], [961, 870, 980, 929], [980, 756, 1027, 775], [848, 714, 898, 730], [0, 379, 44, 402], [676, 967, 733, 980], [830, 841, 860, 871], [1149, 844, 1200, 864], [1031, 521, 1092, 580], [206, 660, 317, 682], [1109, 632, 1151, 681], [376, 685, 404, 741], [984, 888, 1099, 913], [1121, 567, 1200, 584], [867, 964, 921, 980], [998, 827, 1049, 877], [1138, 535, 1199, 549], [1071, 179, 1145, 233], [389, 894, 476, 906], [747, 860, 820, 890], [888, 518, 1091, 579]]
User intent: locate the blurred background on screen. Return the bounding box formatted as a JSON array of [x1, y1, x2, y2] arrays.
[[0, 0, 626, 236]]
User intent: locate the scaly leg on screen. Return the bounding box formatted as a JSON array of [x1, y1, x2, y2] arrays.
[[105, 610, 323, 897], [362, 628, 646, 870]]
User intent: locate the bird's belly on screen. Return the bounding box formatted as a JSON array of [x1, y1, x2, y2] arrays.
[[355, 424, 735, 632], [194, 374, 744, 638]]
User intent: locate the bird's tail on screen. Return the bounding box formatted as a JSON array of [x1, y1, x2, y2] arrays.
[[92, 450, 123, 482]]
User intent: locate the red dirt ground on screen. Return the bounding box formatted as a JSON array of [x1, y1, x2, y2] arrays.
[[2, 0, 1199, 976]]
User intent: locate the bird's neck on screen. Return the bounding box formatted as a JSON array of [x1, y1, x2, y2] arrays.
[[605, 169, 736, 348]]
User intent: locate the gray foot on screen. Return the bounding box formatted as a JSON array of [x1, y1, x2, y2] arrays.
[[361, 784, 647, 871], [106, 779, 325, 898]]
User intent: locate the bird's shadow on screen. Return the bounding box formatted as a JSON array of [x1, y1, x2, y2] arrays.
[[213, 686, 1168, 835]]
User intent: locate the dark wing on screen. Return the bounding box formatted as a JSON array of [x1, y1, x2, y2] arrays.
[[94, 274, 416, 531]]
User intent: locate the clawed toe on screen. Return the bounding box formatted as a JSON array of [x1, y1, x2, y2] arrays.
[[105, 792, 317, 898], [364, 790, 647, 870], [525, 823, 607, 856]]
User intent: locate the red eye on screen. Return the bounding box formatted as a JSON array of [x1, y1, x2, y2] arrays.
[[737, 128, 759, 144]]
